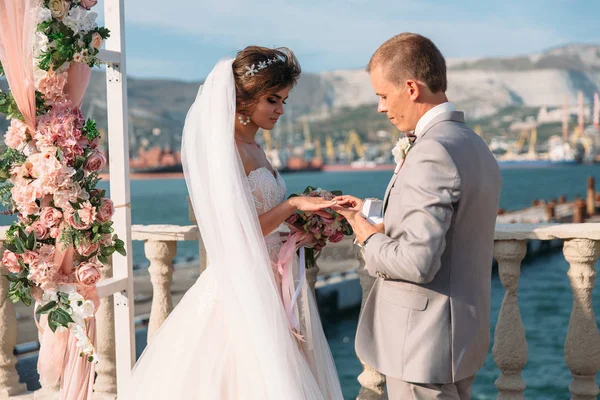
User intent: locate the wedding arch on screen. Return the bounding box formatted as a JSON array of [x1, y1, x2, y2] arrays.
[[0, 0, 135, 396]]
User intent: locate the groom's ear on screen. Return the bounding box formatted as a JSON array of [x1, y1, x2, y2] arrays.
[[406, 79, 420, 101]]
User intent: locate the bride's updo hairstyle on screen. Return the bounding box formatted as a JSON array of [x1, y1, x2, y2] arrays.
[[233, 46, 301, 115]]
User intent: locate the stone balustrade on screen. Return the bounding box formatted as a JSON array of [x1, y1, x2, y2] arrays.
[[355, 223, 600, 400], [0, 223, 599, 399]]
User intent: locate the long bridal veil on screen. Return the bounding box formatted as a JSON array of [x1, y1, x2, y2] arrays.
[[124, 58, 336, 399]]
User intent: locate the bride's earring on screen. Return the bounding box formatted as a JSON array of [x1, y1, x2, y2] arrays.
[[238, 115, 251, 126]]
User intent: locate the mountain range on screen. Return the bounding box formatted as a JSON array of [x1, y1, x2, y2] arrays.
[[1, 43, 599, 146]]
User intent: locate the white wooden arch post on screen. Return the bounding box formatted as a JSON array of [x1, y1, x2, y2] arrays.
[[95, 0, 136, 396]]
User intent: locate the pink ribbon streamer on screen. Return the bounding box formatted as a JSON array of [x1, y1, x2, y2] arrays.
[[276, 231, 310, 340]]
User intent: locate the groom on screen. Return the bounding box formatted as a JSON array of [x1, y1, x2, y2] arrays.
[[334, 33, 501, 399]]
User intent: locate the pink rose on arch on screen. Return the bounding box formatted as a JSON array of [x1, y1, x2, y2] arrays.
[[4, 119, 29, 150], [76, 262, 101, 287], [84, 150, 106, 173], [40, 207, 63, 228], [31, 221, 49, 240], [22, 250, 39, 266], [90, 32, 103, 49], [78, 201, 97, 226], [100, 233, 113, 246], [79, 0, 98, 10], [76, 234, 99, 257], [97, 198, 114, 222], [66, 209, 92, 230], [2, 250, 21, 274], [50, 227, 60, 239]]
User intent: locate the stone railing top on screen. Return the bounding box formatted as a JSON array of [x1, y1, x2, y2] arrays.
[[494, 223, 600, 241], [0, 223, 598, 242], [131, 224, 198, 241]]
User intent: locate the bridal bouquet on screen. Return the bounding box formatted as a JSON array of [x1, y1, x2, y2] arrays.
[[0, 0, 121, 366], [285, 186, 353, 268]]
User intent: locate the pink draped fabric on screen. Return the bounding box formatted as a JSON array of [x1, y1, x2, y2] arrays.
[[0, 0, 40, 132], [64, 63, 92, 108], [60, 318, 97, 400], [37, 314, 69, 388]]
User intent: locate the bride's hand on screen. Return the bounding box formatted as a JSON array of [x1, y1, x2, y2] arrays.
[[288, 196, 337, 212]]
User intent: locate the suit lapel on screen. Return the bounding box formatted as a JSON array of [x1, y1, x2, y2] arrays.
[[383, 173, 398, 214]]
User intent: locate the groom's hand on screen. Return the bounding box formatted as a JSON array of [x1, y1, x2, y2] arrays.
[[332, 195, 364, 212], [351, 214, 383, 244], [333, 207, 384, 244]]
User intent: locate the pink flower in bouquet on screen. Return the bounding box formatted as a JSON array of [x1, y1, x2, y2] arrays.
[[29, 221, 49, 240], [79, 0, 98, 10], [22, 250, 39, 266], [40, 207, 63, 228], [97, 198, 114, 222], [76, 262, 101, 287], [2, 250, 21, 274], [322, 224, 336, 237], [76, 234, 99, 257], [84, 150, 106, 173], [91, 32, 103, 49], [329, 230, 345, 243], [310, 224, 322, 235], [4, 119, 29, 150], [287, 213, 299, 225], [37, 70, 68, 105]]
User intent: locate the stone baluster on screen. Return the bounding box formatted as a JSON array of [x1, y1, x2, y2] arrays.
[[0, 251, 27, 397], [145, 240, 177, 343], [492, 240, 528, 400], [355, 245, 386, 400], [563, 239, 600, 400], [93, 258, 117, 399]]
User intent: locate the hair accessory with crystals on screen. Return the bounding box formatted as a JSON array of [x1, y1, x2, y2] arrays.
[[244, 57, 283, 77]]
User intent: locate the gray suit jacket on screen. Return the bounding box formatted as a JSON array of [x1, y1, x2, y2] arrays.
[[356, 111, 501, 384]]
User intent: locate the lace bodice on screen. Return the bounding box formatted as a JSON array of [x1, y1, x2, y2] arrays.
[[247, 167, 287, 214], [247, 167, 287, 263]]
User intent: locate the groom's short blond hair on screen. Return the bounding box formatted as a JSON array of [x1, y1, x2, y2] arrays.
[[368, 33, 447, 93]]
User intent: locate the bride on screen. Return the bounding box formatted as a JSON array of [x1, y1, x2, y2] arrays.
[[123, 47, 344, 399]]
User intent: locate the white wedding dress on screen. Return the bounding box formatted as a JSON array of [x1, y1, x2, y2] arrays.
[[123, 165, 343, 399]]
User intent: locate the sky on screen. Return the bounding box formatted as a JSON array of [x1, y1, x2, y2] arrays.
[[96, 0, 600, 81]]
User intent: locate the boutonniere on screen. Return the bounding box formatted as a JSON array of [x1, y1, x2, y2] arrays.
[[392, 137, 413, 174]]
